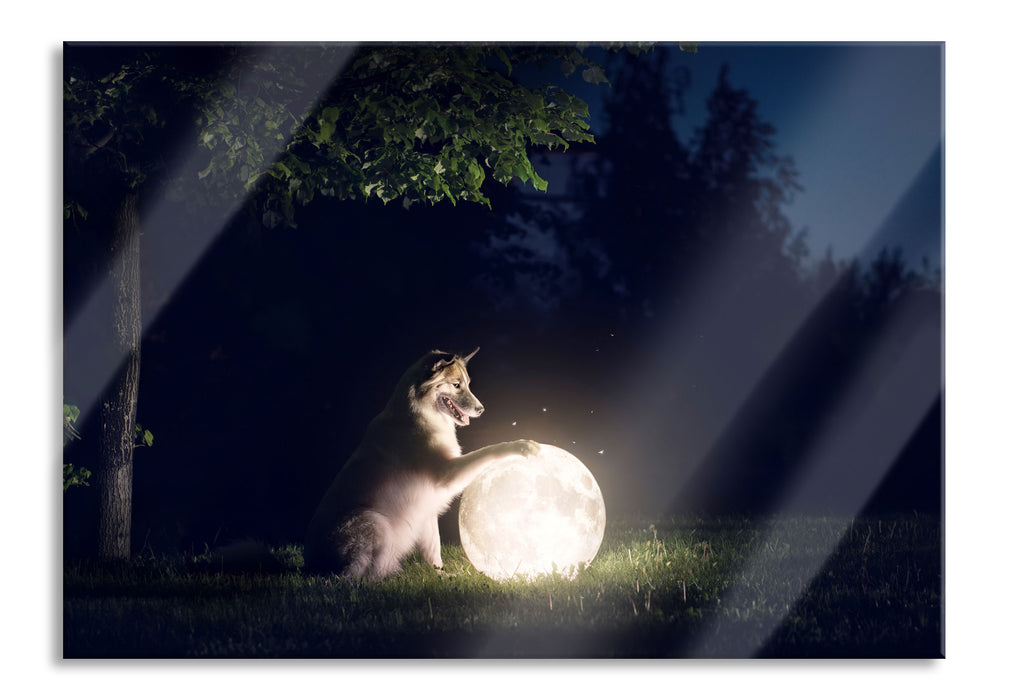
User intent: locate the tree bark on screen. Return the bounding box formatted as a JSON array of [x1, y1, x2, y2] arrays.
[[97, 189, 142, 562]]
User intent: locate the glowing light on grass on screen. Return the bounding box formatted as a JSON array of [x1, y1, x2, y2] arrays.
[[459, 444, 605, 580]]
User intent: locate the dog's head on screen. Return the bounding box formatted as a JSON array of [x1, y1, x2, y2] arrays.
[[417, 347, 484, 427]]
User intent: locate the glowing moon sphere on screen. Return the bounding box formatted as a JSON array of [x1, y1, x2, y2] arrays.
[[459, 444, 606, 580]]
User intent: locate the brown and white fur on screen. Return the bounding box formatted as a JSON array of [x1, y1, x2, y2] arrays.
[[304, 347, 539, 579]]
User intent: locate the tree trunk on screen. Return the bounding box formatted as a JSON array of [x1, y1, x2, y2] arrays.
[[97, 189, 142, 562]]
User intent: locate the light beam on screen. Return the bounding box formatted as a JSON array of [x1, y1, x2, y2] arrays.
[[63, 44, 355, 426]]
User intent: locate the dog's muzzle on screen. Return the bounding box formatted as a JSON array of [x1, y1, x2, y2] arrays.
[[440, 395, 482, 426]]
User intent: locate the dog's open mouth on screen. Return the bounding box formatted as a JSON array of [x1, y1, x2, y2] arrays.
[[439, 395, 470, 426]]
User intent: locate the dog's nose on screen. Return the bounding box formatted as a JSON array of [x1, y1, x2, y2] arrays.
[[474, 404, 485, 416]]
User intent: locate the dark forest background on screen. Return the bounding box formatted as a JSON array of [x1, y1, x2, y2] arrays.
[[63, 45, 942, 557]]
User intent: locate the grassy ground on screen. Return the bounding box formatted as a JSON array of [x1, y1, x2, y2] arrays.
[[63, 513, 942, 658]]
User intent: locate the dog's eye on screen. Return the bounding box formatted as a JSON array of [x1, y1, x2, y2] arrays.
[[452, 382, 461, 389]]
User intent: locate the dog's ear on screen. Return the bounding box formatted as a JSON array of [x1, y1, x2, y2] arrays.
[[430, 351, 455, 372], [461, 347, 480, 365]]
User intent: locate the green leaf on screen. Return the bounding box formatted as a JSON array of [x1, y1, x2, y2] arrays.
[[63, 402, 82, 446], [320, 105, 341, 123], [569, 96, 591, 118], [63, 463, 92, 492], [135, 423, 154, 447], [318, 118, 336, 143], [531, 132, 567, 150], [530, 167, 548, 192], [467, 160, 485, 189], [581, 65, 608, 86], [64, 202, 88, 221], [64, 403, 80, 423]]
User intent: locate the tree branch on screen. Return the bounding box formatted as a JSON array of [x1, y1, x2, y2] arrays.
[[80, 125, 116, 160]]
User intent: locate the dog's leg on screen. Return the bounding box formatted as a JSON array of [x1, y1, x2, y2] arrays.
[[336, 512, 378, 578], [369, 543, 404, 580], [440, 439, 540, 494], [338, 510, 403, 580], [418, 516, 443, 569]]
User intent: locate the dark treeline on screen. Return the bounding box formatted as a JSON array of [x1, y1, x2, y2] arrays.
[[63, 46, 942, 557]]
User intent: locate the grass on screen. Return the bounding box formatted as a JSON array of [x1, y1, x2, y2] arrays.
[[62, 513, 942, 658]]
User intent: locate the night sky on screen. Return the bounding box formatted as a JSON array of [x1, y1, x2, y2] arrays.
[[678, 43, 942, 264], [573, 43, 942, 263], [60, 42, 943, 558]]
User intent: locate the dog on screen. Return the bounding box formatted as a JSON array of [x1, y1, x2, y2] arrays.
[[304, 347, 540, 579]]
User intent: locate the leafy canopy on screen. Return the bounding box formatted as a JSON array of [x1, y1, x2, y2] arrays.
[[64, 44, 622, 225]]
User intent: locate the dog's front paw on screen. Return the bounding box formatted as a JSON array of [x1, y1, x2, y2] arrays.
[[509, 439, 541, 458]]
